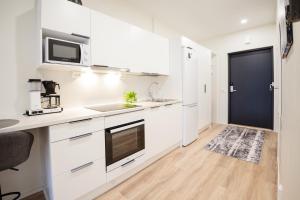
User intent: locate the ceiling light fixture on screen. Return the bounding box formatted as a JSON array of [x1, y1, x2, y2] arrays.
[[241, 19, 248, 24]]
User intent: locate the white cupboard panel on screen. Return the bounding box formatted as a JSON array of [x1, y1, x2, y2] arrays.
[[50, 131, 105, 176], [49, 117, 104, 142], [91, 11, 131, 69], [145, 104, 181, 160], [182, 105, 199, 146], [51, 158, 106, 200], [41, 0, 91, 38], [197, 47, 212, 130]]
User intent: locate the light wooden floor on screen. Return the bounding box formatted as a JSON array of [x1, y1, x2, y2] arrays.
[[96, 124, 277, 200], [24, 124, 277, 200]]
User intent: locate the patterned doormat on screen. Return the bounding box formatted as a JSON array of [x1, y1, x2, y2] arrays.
[[205, 126, 265, 164]]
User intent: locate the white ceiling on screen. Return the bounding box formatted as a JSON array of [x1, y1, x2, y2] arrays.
[[125, 0, 277, 41]]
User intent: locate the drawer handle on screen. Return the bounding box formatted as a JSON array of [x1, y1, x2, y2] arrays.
[[69, 133, 93, 141], [71, 33, 90, 39], [71, 162, 94, 173], [69, 118, 93, 124], [121, 159, 135, 168]]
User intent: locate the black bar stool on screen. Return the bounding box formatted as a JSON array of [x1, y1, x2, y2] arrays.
[[0, 131, 34, 200]]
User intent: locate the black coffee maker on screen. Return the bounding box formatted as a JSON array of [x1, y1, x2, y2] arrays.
[[41, 81, 61, 109]]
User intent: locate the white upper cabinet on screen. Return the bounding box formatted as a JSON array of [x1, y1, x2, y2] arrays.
[[129, 27, 170, 75], [91, 11, 131, 69], [41, 0, 91, 38], [91, 10, 170, 75]]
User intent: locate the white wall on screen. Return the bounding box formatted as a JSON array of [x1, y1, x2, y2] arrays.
[[277, 1, 300, 199], [279, 22, 300, 200], [0, 0, 183, 197], [202, 24, 281, 132]]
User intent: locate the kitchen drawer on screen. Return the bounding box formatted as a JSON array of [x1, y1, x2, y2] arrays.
[[105, 110, 145, 128], [50, 131, 105, 176], [51, 158, 106, 200], [49, 117, 104, 142], [106, 154, 145, 182]]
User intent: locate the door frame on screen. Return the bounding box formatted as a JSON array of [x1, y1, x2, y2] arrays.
[[228, 46, 274, 129]]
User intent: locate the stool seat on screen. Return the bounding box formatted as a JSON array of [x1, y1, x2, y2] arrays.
[[0, 131, 34, 200]]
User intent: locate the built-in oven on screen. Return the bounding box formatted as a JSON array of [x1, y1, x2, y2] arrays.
[[44, 37, 90, 66], [105, 119, 145, 172]]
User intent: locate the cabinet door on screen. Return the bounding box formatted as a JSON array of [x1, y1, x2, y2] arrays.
[[91, 11, 131, 69], [145, 107, 165, 159], [41, 0, 91, 38], [163, 104, 182, 146], [198, 48, 212, 130], [145, 104, 181, 160], [129, 26, 154, 73], [130, 29, 170, 75], [150, 35, 170, 75]]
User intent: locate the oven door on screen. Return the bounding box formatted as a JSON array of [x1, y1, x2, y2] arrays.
[[45, 38, 82, 65], [105, 120, 145, 172]]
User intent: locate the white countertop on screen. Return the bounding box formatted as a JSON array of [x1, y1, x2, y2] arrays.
[[0, 100, 181, 134]]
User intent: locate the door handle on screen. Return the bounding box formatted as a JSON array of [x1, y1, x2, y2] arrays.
[[229, 85, 237, 93], [269, 82, 278, 91]]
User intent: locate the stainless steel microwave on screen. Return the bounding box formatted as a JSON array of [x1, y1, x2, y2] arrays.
[[44, 37, 90, 66]]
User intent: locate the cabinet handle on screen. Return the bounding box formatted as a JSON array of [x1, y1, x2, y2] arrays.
[[150, 106, 161, 109], [71, 33, 90, 39], [69, 118, 92, 124], [164, 103, 173, 107], [71, 162, 94, 173], [121, 159, 135, 168], [69, 133, 93, 141]]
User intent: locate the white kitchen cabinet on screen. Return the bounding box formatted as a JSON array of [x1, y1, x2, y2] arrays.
[[91, 10, 170, 74], [91, 10, 131, 69], [145, 104, 182, 159], [129, 26, 170, 75], [41, 117, 106, 200], [41, 0, 91, 38], [197, 47, 212, 130], [51, 158, 106, 200]]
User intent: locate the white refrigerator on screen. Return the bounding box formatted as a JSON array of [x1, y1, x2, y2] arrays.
[[182, 46, 199, 146]]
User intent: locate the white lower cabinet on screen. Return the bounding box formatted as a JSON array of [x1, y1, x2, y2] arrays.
[[145, 104, 182, 160], [42, 117, 106, 200], [51, 158, 106, 200]]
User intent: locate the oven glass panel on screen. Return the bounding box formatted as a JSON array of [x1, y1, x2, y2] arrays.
[[48, 39, 81, 63], [106, 123, 145, 166]]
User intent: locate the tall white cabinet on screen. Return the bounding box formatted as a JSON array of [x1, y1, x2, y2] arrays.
[[197, 47, 212, 130]]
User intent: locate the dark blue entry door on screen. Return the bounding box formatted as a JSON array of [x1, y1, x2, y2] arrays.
[[229, 47, 274, 129]]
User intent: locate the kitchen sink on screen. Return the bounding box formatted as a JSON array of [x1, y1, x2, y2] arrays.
[[0, 119, 19, 129]]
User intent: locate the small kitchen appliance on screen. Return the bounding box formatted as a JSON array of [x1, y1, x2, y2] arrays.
[[44, 37, 90, 66], [26, 79, 43, 115], [26, 80, 63, 116]]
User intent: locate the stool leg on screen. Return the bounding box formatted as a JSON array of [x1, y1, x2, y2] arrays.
[[1, 192, 21, 200]]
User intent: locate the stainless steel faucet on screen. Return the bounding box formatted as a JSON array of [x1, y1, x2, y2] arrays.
[[148, 81, 159, 101]]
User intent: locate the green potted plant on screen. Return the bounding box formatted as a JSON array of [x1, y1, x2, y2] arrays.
[[123, 91, 137, 108]]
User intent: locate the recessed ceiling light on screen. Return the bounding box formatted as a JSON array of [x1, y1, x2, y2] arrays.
[[241, 19, 248, 24]]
